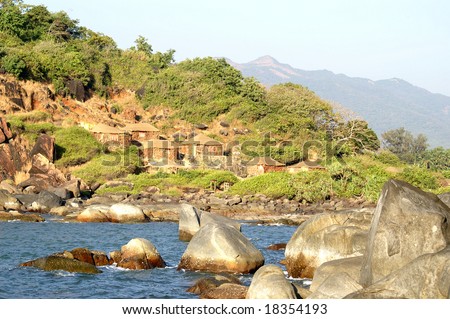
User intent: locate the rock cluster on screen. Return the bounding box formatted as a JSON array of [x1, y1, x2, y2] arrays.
[[293, 179, 450, 299]]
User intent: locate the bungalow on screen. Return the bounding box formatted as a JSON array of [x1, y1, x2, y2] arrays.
[[287, 160, 326, 174], [121, 123, 160, 142], [141, 139, 179, 164], [91, 123, 131, 148], [246, 156, 286, 176]]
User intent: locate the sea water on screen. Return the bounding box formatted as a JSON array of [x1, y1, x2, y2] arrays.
[[0, 217, 297, 299]]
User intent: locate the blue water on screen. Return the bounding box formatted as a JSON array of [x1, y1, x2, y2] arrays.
[[0, 217, 297, 299]]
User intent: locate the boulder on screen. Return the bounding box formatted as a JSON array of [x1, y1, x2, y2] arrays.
[[309, 256, 363, 294], [285, 209, 373, 278], [178, 223, 264, 274], [187, 274, 243, 295], [117, 238, 165, 270], [0, 189, 22, 210], [360, 179, 450, 287], [200, 284, 248, 299], [348, 246, 450, 299], [178, 204, 200, 241], [246, 264, 297, 299], [91, 250, 112, 266], [28, 153, 67, 186], [70, 248, 95, 265], [0, 117, 13, 140], [29, 134, 55, 162], [178, 204, 241, 241], [20, 256, 101, 274], [200, 211, 241, 232], [106, 203, 147, 223], [30, 190, 63, 212], [0, 180, 20, 194], [309, 272, 363, 299], [76, 205, 110, 223], [438, 192, 450, 208]]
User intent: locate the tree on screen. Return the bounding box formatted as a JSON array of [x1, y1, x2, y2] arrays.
[[334, 119, 380, 155], [420, 147, 450, 171], [381, 127, 428, 163], [134, 35, 152, 56]]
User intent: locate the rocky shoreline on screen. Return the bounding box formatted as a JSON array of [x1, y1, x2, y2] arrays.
[[0, 176, 376, 225]]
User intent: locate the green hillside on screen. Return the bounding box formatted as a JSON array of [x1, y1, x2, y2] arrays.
[[1, 1, 449, 202]]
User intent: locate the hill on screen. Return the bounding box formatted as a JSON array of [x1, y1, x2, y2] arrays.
[[227, 56, 450, 148]]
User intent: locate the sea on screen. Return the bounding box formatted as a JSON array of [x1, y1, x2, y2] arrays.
[[0, 216, 299, 299]]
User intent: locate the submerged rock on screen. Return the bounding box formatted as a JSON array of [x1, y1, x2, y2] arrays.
[[178, 223, 264, 274], [20, 256, 101, 274]]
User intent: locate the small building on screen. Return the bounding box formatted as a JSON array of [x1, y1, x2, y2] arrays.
[[287, 160, 326, 174], [121, 123, 160, 142], [191, 133, 224, 157], [91, 123, 131, 148], [141, 139, 179, 164], [246, 156, 286, 176]]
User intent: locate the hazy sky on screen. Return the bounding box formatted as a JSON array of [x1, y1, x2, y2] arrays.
[[25, 0, 450, 96]]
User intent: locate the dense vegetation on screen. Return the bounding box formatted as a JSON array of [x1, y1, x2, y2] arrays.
[[1, 1, 449, 203]]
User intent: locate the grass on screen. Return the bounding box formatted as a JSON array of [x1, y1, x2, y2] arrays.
[[54, 126, 104, 167]]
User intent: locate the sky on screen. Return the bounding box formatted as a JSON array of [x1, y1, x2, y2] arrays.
[[24, 0, 450, 96]]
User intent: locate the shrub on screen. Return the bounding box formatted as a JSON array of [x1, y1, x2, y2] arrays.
[[73, 146, 141, 185], [398, 166, 439, 191], [54, 126, 103, 167], [292, 171, 333, 203], [229, 172, 295, 199], [190, 170, 239, 189]]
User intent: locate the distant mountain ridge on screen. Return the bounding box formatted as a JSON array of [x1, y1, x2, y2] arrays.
[[227, 56, 450, 148]]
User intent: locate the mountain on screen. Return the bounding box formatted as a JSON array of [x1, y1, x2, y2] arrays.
[[227, 56, 450, 148]]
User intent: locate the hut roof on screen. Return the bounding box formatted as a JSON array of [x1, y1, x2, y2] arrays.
[[289, 160, 325, 170], [122, 123, 160, 132], [142, 139, 175, 149], [91, 123, 124, 134], [183, 133, 222, 145], [246, 156, 285, 167]]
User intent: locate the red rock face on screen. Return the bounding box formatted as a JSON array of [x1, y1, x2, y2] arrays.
[[0, 118, 13, 140]]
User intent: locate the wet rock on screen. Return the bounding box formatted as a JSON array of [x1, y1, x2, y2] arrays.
[[360, 180, 450, 287], [200, 284, 248, 299], [266, 243, 287, 251], [0, 211, 45, 222], [285, 209, 372, 278], [70, 248, 95, 265], [178, 223, 264, 274], [117, 238, 165, 270], [20, 256, 101, 274], [187, 274, 242, 295], [246, 264, 297, 299]]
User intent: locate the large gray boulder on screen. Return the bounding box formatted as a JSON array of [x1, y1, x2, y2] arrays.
[[106, 203, 147, 223], [285, 209, 372, 278], [349, 246, 450, 299], [308, 257, 364, 299], [246, 264, 297, 299], [31, 190, 63, 212], [178, 223, 264, 274], [360, 179, 450, 287], [178, 204, 201, 241], [178, 204, 241, 241]]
